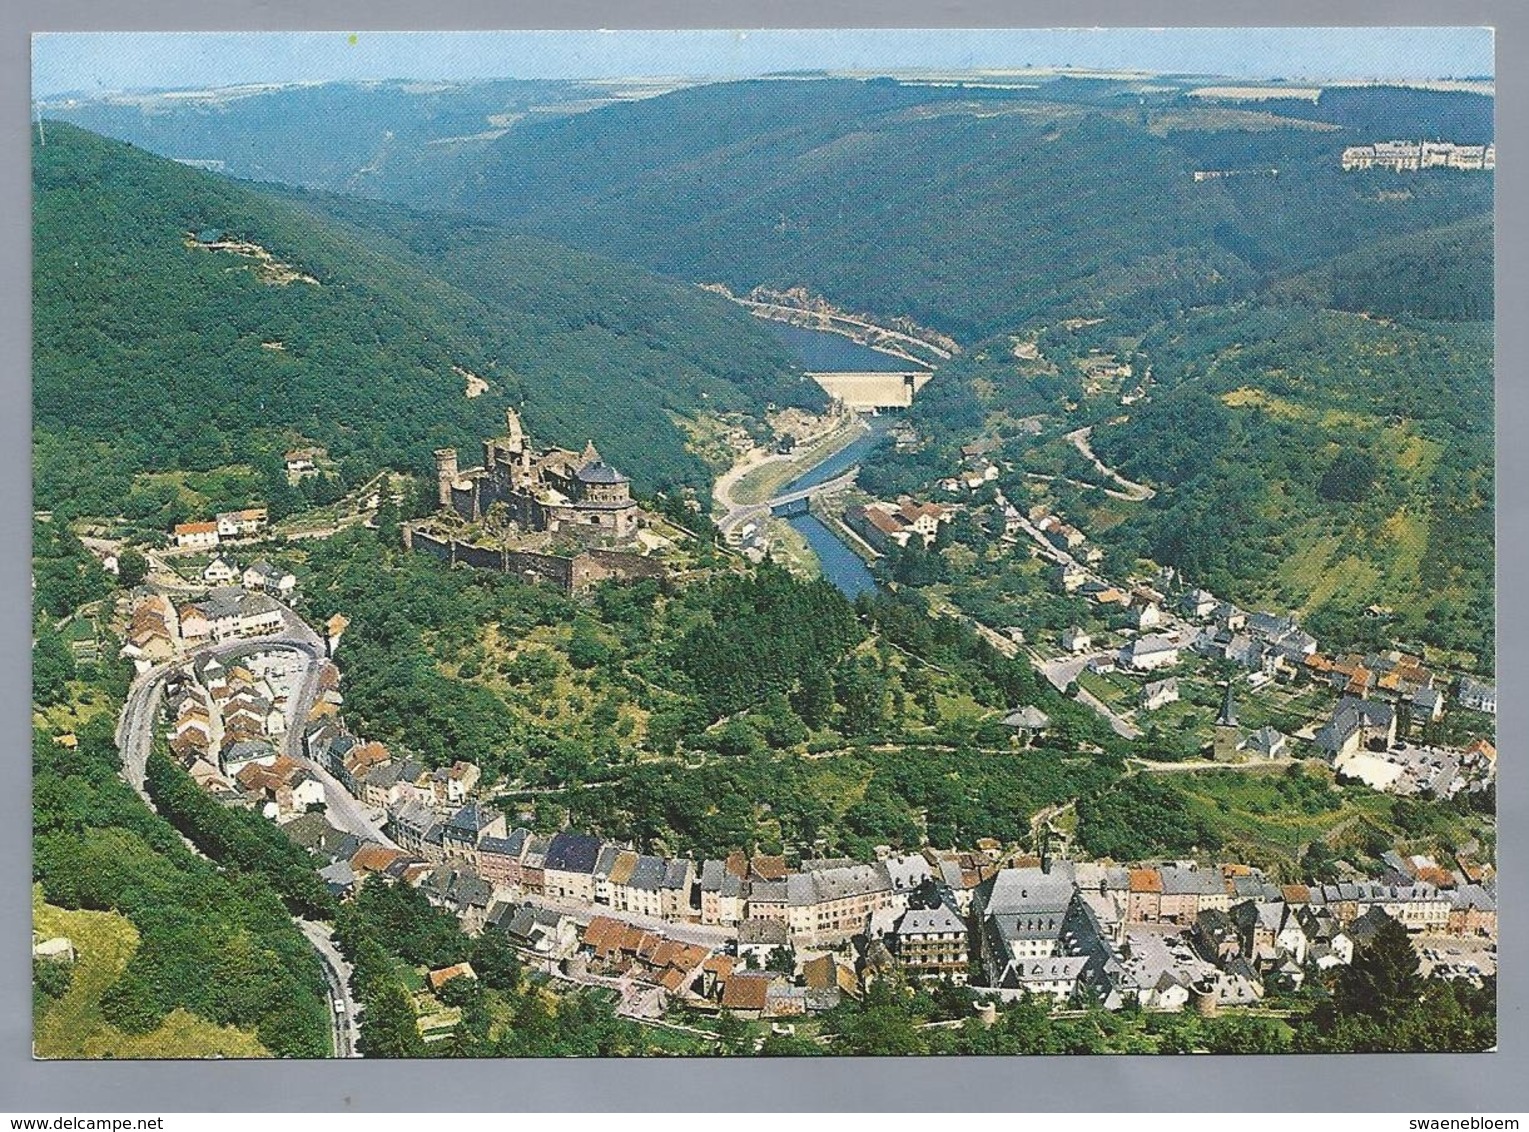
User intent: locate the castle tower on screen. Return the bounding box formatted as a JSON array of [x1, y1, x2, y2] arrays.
[[581, 439, 601, 466], [504, 407, 525, 450], [434, 448, 458, 509]]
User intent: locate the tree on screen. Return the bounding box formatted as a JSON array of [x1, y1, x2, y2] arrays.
[[764, 946, 796, 976], [1203, 1014, 1290, 1053], [116, 548, 149, 588], [32, 622, 76, 707], [1330, 915, 1423, 1023]]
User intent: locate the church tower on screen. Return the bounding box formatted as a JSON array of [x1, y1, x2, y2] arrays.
[[1213, 681, 1241, 762]]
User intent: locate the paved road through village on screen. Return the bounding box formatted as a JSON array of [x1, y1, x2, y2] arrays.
[[113, 602, 368, 1056]]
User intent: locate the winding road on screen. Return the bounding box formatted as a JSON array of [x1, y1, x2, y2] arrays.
[[113, 601, 369, 1056], [1065, 426, 1155, 501]]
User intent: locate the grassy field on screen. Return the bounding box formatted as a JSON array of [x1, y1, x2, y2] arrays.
[[32, 680, 120, 736], [1169, 764, 1395, 869], [32, 887, 268, 1059]]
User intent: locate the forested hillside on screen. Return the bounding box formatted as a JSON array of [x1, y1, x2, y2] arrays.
[[1268, 215, 1493, 321], [438, 78, 1493, 340], [1086, 304, 1493, 658], [33, 123, 811, 517]]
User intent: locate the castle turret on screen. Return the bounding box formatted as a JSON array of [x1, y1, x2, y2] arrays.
[[434, 448, 458, 509], [504, 407, 525, 449]]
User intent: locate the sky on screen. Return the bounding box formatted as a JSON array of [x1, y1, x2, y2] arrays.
[[31, 28, 1494, 99]]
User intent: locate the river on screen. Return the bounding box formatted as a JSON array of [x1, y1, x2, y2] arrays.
[[777, 417, 891, 599], [766, 322, 915, 373]]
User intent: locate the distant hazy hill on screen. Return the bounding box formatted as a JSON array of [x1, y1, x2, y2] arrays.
[[438, 78, 1494, 341], [36, 79, 617, 201], [33, 123, 810, 514]]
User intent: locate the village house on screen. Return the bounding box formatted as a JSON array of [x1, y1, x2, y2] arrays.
[[1126, 868, 1164, 924], [541, 830, 604, 903], [477, 829, 531, 892], [890, 903, 969, 983], [1054, 562, 1088, 593], [440, 803, 507, 866], [1118, 635, 1181, 672], [284, 448, 323, 480], [216, 508, 269, 539], [1139, 678, 1180, 711], [783, 862, 898, 945], [242, 559, 296, 598], [173, 521, 220, 549], [1315, 696, 1398, 758], [1457, 677, 1497, 715], [1061, 626, 1092, 654], [1447, 885, 1497, 938], [203, 556, 239, 585], [1238, 726, 1289, 759], [736, 918, 791, 967], [661, 858, 698, 922], [699, 859, 745, 926], [1179, 589, 1219, 619], [611, 854, 669, 918]]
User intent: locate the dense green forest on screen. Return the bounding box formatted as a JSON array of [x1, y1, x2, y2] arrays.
[[33, 123, 812, 517], [33, 714, 332, 1056], [56, 76, 1489, 343], [436, 79, 1491, 340], [37, 78, 611, 202], [293, 525, 1129, 859], [1269, 214, 1493, 321]]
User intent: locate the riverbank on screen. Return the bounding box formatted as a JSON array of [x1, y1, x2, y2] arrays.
[[728, 414, 867, 508]]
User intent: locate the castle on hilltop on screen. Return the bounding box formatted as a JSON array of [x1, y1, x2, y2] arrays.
[[434, 409, 639, 540], [408, 409, 667, 594]]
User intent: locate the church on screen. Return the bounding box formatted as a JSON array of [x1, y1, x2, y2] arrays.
[[434, 409, 639, 541]]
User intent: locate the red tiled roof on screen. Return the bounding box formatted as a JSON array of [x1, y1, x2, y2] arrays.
[[1129, 868, 1163, 894], [750, 855, 788, 882], [720, 972, 772, 1011], [427, 962, 476, 991]]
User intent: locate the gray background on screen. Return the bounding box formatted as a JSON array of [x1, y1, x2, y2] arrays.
[[3, 0, 1522, 1113]]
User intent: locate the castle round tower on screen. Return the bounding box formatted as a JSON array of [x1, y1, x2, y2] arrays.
[[434, 448, 459, 509]]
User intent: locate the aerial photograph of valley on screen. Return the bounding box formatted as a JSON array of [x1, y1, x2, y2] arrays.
[[29, 28, 1496, 1058]]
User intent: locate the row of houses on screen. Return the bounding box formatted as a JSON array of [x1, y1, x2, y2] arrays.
[[372, 808, 987, 949], [120, 592, 182, 669], [201, 556, 297, 599], [303, 716, 482, 814], [172, 507, 269, 548], [973, 858, 1498, 1010], [1341, 140, 1495, 172], [177, 587, 287, 644], [162, 650, 325, 821]]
